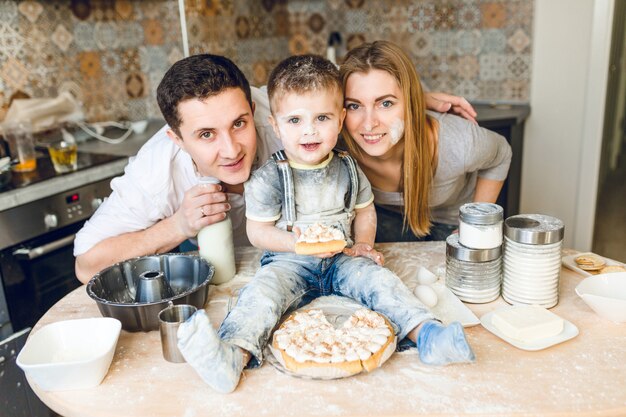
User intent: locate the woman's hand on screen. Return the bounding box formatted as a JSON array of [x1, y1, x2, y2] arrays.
[[425, 92, 477, 124], [343, 242, 384, 266]]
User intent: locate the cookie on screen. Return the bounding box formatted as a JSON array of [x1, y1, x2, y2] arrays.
[[574, 254, 606, 271]]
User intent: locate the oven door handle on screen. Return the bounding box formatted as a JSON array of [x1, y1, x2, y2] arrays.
[[12, 234, 76, 260]]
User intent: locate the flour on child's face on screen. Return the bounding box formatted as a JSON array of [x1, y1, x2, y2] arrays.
[[272, 90, 345, 166]]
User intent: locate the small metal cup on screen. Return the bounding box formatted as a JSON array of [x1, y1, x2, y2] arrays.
[[134, 270, 174, 303], [158, 304, 197, 363]]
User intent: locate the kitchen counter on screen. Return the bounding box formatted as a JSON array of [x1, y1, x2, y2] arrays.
[[28, 242, 626, 417], [0, 119, 164, 212]]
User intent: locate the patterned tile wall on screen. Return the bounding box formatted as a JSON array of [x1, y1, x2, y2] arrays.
[[0, 0, 183, 123], [186, 0, 533, 103], [0, 0, 532, 124]]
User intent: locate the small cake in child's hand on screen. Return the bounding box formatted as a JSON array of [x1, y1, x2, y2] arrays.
[[295, 222, 347, 255]]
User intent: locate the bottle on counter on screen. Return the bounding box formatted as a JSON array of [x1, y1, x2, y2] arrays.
[[196, 177, 236, 285]]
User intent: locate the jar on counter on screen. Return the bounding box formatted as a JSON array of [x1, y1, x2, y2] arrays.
[[458, 203, 503, 249], [502, 214, 564, 309], [445, 234, 502, 303]]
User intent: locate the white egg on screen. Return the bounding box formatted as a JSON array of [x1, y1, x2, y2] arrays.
[[414, 285, 438, 308], [417, 266, 438, 285]]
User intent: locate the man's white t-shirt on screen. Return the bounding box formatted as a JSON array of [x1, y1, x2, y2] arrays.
[[73, 86, 281, 256]]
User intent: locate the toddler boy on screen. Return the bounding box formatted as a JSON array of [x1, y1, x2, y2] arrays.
[[177, 55, 475, 393]]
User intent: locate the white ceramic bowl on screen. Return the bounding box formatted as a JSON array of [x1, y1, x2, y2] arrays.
[[575, 272, 626, 323], [17, 317, 121, 391]]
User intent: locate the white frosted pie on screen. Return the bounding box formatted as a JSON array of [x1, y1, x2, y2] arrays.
[[270, 308, 396, 379]]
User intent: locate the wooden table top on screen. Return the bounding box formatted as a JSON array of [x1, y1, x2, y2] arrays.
[[28, 242, 626, 417]]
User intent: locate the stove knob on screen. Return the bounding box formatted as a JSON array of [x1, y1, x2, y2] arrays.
[[44, 213, 58, 229], [91, 197, 103, 211]]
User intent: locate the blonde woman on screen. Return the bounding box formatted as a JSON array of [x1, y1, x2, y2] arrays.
[[340, 41, 512, 242]]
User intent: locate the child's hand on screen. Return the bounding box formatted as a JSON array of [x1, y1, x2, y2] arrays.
[[343, 243, 385, 266]]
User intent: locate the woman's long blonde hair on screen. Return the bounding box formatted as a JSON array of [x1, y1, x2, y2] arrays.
[[340, 40, 438, 237]]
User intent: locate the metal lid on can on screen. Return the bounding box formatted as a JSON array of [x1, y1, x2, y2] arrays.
[[504, 214, 564, 244], [446, 233, 502, 262], [459, 203, 503, 225]]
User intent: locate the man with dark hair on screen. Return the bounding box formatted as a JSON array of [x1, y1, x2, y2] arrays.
[[74, 54, 281, 282], [156, 54, 253, 137], [74, 53, 475, 283]]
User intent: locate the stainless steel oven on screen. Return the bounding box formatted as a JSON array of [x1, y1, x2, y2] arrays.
[[0, 176, 114, 339], [0, 124, 132, 415], [0, 175, 116, 416]]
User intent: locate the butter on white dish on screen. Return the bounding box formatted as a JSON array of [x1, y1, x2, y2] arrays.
[[491, 305, 563, 343], [481, 306, 578, 351]]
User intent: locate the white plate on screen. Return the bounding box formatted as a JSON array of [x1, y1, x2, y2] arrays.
[[480, 308, 578, 351], [429, 282, 480, 327], [562, 252, 625, 277]]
